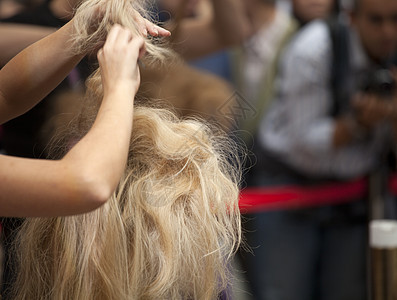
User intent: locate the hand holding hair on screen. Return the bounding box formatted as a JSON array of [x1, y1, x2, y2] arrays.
[[97, 24, 145, 96], [129, 8, 171, 37], [0, 23, 148, 217]]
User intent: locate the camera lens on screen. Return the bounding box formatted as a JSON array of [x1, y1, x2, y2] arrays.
[[365, 69, 396, 98]]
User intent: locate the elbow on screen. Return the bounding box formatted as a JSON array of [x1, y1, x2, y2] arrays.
[[69, 170, 115, 213], [83, 180, 113, 210], [59, 158, 118, 214], [83, 174, 115, 210]]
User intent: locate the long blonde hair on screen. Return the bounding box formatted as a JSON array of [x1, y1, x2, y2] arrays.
[[11, 106, 241, 300], [9, 1, 242, 299]]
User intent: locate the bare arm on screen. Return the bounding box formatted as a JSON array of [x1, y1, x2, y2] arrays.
[[0, 25, 144, 217], [0, 23, 56, 66], [170, 0, 251, 60], [0, 19, 83, 124], [0, 15, 169, 125]]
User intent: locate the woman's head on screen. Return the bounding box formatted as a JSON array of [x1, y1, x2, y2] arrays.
[[11, 103, 242, 299]]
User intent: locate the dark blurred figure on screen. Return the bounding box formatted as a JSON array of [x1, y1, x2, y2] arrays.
[[238, 0, 397, 298]]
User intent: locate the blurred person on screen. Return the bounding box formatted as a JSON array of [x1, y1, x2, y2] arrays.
[[152, 0, 251, 81], [230, 0, 298, 144], [160, 0, 250, 60], [231, 0, 337, 299], [230, 0, 338, 147], [239, 0, 397, 298], [156, 0, 238, 79], [137, 0, 251, 130]]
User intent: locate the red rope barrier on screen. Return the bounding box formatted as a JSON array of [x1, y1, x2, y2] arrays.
[[239, 178, 368, 213], [389, 173, 397, 195]]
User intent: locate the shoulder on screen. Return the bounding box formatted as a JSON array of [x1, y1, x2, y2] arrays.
[[285, 20, 332, 62]]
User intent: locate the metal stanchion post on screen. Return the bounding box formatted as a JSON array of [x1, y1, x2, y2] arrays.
[[370, 220, 397, 300]]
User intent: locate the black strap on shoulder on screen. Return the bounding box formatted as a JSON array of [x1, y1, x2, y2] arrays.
[[326, 15, 351, 117]]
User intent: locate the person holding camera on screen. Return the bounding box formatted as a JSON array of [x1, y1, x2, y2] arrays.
[[240, 0, 397, 299]]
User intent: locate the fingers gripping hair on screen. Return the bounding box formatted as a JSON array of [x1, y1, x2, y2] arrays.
[[72, 0, 170, 63]]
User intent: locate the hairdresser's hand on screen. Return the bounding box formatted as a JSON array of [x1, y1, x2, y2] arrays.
[[90, 4, 170, 38], [98, 25, 145, 96], [129, 7, 171, 38]]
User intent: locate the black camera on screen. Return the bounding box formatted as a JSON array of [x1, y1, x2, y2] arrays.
[[363, 69, 396, 99]]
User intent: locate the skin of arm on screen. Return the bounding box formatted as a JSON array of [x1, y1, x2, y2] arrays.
[[0, 23, 56, 66], [0, 0, 170, 66], [0, 14, 169, 125], [0, 19, 83, 124], [169, 0, 251, 60], [0, 25, 144, 217]]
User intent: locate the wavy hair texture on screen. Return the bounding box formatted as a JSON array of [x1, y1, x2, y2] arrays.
[[9, 1, 242, 299]]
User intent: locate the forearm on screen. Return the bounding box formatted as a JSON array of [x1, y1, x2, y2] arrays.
[[170, 0, 250, 60], [62, 84, 135, 202], [0, 19, 84, 124], [0, 156, 96, 217], [0, 85, 135, 217], [0, 23, 55, 66]]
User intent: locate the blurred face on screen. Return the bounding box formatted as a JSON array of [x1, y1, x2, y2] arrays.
[[351, 0, 397, 62], [293, 0, 334, 23], [159, 0, 201, 17]]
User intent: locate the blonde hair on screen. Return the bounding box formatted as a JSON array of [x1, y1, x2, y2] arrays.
[[9, 1, 242, 299], [72, 0, 171, 63], [11, 105, 241, 299]]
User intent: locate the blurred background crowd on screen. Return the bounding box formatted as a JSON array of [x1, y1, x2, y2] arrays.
[[1, 0, 397, 299]]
